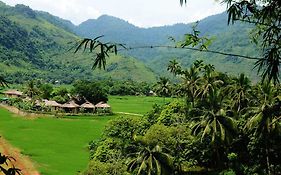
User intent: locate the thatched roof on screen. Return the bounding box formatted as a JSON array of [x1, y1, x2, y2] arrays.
[[81, 101, 95, 109], [3, 89, 23, 96], [45, 100, 62, 107], [23, 97, 32, 101], [34, 100, 42, 106], [62, 101, 80, 108], [95, 102, 111, 108]]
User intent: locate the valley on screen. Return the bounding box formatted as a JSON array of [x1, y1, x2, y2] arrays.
[[0, 1, 280, 175], [0, 1, 261, 84]]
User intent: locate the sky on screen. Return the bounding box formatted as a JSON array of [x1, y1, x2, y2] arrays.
[[2, 0, 226, 27]]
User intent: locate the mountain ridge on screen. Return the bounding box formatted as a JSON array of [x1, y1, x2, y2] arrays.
[[0, 1, 157, 83], [0, 1, 261, 83]]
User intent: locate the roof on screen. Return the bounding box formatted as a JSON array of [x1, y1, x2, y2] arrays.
[[81, 101, 95, 108], [95, 102, 111, 108], [45, 100, 62, 107], [23, 97, 32, 101], [3, 90, 23, 96], [62, 101, 80, 108], [35, 100, 42, 106]]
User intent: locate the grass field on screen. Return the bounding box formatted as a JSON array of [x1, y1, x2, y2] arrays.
[[0, 109, 115, 175], [108, 95, 172, 115], [0, 95, 171, 174]]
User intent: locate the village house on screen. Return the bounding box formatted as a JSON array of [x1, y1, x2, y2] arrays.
[[44, 100, 62, 111], [3, 90, 23, 98], [61, 100, 80, 113], [95, 102, 111, 113], [80, 101, 95, 113]]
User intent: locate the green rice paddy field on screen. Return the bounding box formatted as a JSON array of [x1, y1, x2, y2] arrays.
[[109, 95, 170, 114], [0, 96, 171, 175]]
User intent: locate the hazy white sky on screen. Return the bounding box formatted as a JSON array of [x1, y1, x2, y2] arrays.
[[2, 0, 226, 27]]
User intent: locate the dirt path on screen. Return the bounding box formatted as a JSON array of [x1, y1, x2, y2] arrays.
[[0, 137, 40, 175], [0, 104, 42, 118], [115, 112, 143, 116]]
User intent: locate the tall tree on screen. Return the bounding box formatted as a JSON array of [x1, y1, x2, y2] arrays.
[[179, 65, 201, 107], [245, 82, 281, 175], [167, 59, 181, 76], [128, 145, 174, 175], [0, 76, 8, 87], [155, 77, 171, 101], [197, 65, 223, 100], [191, 87, 237, 167], [181, 0, 281, 83], [227, 73, 252, 113], [24, 80, 39, 98]]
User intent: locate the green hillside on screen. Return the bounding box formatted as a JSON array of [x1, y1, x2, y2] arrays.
[[75, 13, 261, 81], [0, 2, 157, 83], [0, 1, 263, 83]]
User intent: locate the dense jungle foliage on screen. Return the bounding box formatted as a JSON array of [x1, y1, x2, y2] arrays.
[[84, 61, 281, 175], [82, 0, 281, 174]]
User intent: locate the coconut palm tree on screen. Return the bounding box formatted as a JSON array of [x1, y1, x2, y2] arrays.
[[167, 59, 181, 76], [193, 60, 204, 70], [155, 77, 171, 102], [191, 107, 237, 167], [245, 82, 281, 175], [192, 108, 237, 144], [128, 145, 174, 175], [227, 73, 252, 113], [0, 76, 8, 87], [196, 65, 223, 100], [24, 80, 39, 98], [180, 66, 201, 108], [192, 88, 237, 145], [191, 88, 237, 167]]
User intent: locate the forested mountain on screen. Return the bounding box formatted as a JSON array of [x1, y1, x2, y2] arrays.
[[0, 2, 157, 83], [0, 1, 261, 84], [74, 12, 260, 80], [76, 15, 189, 46]]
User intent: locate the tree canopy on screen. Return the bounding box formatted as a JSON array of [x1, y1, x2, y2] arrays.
[[182, 0, 281, 83], [83, 61, 280, 174]]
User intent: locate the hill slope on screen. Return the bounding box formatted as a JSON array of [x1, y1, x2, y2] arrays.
[[74, 13, 260, 80], [0, 2, 157, 83], [0, 1, 262, 83]]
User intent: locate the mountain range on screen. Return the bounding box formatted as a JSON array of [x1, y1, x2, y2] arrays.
[[0, 1, 261, 84]]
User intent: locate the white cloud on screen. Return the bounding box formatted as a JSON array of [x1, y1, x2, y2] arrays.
[[2, 0, 226, 27]]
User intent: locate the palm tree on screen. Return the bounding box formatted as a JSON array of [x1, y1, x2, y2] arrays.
[[128, 145, 174, 175], [227, 73, 251, 113], [0, 76, 8, 87], [196, 65, 223, 100], [180, 66, 201, 108], [155, 77, 171, 102], [245, 82, 281, 175], [25, 80, 39, 98], [167, 59, 181, 76], [192, 108, 237, 144], [191, 88, 237, 167], [193, 60, 204, 70], [191, 108, 237, 168]]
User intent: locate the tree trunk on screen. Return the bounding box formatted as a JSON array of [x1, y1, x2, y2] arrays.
[[265, 144, 271, 175]]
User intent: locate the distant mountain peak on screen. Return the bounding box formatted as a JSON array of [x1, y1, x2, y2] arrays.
[[77, 14, 137, 37], [15, 4, 36, 18], [96, 14, 134, 26], [0, 1, 6, 6], [97, 14, 116, 20]]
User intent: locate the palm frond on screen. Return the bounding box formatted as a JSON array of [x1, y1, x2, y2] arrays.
[[0, 76, 9, 87]]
